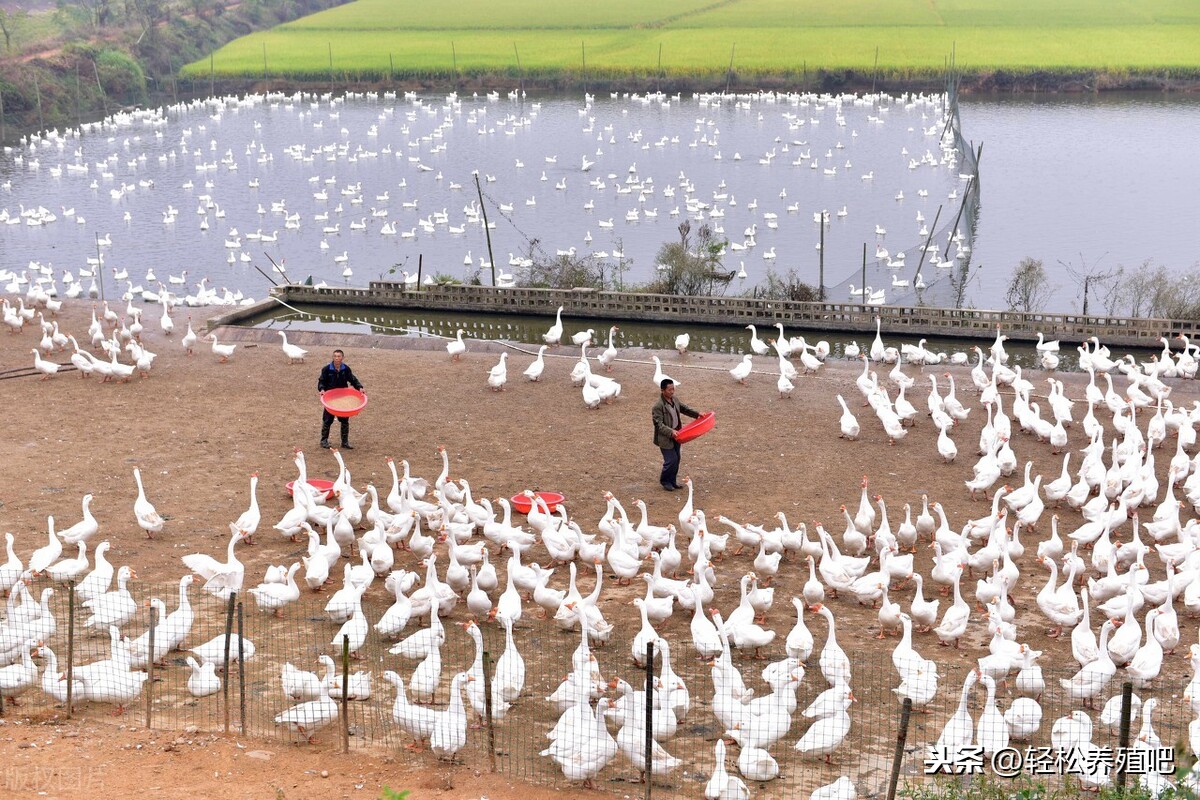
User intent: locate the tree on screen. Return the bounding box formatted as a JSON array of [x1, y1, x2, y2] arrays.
[[0, 10, 29, 53], [1059, 252, 1122, 316], [1004, 257, 1052, 312], [647, 221, 732, 296]]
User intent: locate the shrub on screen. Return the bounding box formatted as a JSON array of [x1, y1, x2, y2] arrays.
[[644, 221, 732, 296], [1005, 256, 1052, 312], [95, 48, 147, 101]]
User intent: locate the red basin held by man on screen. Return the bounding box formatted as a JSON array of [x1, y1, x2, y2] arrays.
[[321, 388, 368, 418], [674, 411, 715, 444]]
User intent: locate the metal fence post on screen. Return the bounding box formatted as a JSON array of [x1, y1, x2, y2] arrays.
[[222, 594, 235, 734], [482, 648, 497, 772], [237, 600, 246, 733], [644, 639, 655, 797], [1115, 680, 1134, 790], [341, 635, 350, 754], [66, 580, 75, 718], [146, 601, 158, 729], [887, 697, 913, 800]]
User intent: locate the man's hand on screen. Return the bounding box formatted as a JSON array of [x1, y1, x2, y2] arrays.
[[671, 430, 679, 440], [319, 390, 325, 396]]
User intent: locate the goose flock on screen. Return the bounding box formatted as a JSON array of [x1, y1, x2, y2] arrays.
[[1, 88, 969, 304], [6, 294, 1200, 797]]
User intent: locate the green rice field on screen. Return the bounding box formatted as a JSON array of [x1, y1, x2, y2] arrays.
[[184, 0, 1200, 80]]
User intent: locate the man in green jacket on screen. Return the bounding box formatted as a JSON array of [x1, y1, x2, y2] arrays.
[[651, 378, 700, 491]]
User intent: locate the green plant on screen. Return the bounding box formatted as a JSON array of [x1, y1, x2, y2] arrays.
[[379, 789, 410, 800], [645, 221, 732, 296], [748, 268, 820, 302], [1004, 256, 1052, 312]]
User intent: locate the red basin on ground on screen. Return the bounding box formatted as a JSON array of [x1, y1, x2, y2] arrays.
[[511, 492, 566, 514], [321, 388, 368, 418], [675, 411, 716, 444], [286, 479, 336, 500]]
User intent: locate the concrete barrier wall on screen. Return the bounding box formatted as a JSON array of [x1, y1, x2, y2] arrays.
[[258, 283, 1200, 348]]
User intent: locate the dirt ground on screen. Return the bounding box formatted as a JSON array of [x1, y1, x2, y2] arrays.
[[1, 299, 1198, 798]]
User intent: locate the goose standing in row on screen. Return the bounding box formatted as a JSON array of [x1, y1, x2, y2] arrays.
[[523, 345, 548, 381]]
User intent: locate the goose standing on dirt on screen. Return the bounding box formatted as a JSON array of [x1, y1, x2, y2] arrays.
[[523, 345, 548, 381], [278, 331, 308, 364], [543, 306, 564, 345], [59, 494, 99, 545], [446, 329, 467, 361], [597, 326, 620, 371], [132, 468, 164, 538], [205, 333, 236, 363], [487, 353, 508, 391]]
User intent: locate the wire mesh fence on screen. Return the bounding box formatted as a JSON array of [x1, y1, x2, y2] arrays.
[[0, 576, 1192, 797]]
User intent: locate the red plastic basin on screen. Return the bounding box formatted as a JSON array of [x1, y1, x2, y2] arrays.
[[286, 479, 336, 500], [321, 388, 368, 418], [675, 411, 715, 444], [511, 492, 566, 514]]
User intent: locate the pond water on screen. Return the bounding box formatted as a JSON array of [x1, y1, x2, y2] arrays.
[[1, 89, 1194, 319]]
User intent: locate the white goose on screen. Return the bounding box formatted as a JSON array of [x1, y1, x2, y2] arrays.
[[132, 468, 164, 538], [82, 565, 137, 630], [277, 331, 308, 363], [523, 345, 548, 381], [274, 687, 338, 744], [205, 333, 236, 362], [181, 531, 245, 599], [27, 516, 63, 575], [58, 494, 99, 544], [543, 306, 564, 344]]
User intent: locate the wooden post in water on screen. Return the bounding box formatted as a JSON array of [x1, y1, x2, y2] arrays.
[[388, 52, 394, 83], [513, 43, 523, 96], [942, 177, 971, 262], [262, 42, 268, 79], [872, 46, 879, 94], [416, 253, 423, 290], [725, 43, 736, 94], [475, 174, 497, 286], [451, 42, 458, 87], [328, 43, 334, 84], [33, 74, 43, 131], [209, 53, 214, 98], [861, 243, 868, 310], [818, 214, 825, 301], [95, 233, 106, 304], [0, 90, 5, 147], [657, 43, 663, 94], [911, 204, 942, 285], [581, 41, 586, 94]]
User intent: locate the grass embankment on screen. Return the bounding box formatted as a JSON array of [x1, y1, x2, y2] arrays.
[[186, 0, 1200, 84]]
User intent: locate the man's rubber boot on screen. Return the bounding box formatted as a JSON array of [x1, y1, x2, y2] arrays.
[[320, 420, 332, 449], [341, 439, 354, 450]]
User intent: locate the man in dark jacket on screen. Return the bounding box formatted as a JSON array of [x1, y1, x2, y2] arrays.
[[651, 378, 700, 491], [317, 349, 365, 449]]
